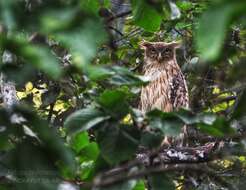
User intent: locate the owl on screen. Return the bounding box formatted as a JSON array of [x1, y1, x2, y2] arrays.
[[140, 41, 189, 114], [139, 41, 189, 146]]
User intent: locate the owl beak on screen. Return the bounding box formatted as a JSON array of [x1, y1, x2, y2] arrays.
[[157, 53, 162, 61]]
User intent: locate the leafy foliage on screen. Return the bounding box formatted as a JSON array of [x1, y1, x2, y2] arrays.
[[131, 0, 163, 32], [196, 0, 246, 61], [0, 0, 245, 190]]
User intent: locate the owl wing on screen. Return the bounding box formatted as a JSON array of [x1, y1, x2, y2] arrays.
[[170, 71, 189, 110]]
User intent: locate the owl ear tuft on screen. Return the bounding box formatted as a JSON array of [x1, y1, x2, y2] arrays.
[[169, 41, 181, 49], [139, 40, 152, 49]]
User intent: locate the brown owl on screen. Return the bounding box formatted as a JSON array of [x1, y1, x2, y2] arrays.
[[140, 41, 189, 113], [139, 41, 189, 146]]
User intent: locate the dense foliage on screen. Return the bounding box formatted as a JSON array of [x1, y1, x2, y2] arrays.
[[0, 0, 245, 189]]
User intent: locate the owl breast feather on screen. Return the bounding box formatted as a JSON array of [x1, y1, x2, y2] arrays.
[[140, 61, 189, 112]]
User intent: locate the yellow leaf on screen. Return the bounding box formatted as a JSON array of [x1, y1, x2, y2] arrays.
[[121, 114, 133, 125], [212, 87, 221, 94], [25, 82, 33, 92], [54, 100, 66, 112], [17, 91, 27, 99]]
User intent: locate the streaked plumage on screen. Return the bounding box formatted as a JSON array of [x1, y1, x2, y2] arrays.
[[140, 41, 189, 113], [139, 41, 189, 146]]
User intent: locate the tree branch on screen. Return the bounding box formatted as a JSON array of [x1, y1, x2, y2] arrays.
[[107, 10, 132, 22], [77, 163, 234, 189], [73, 128, 246, 189]]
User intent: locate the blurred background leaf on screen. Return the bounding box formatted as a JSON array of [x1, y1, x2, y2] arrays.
[[196, 0, 246, 61], [0, 0, 245, 189], [131, 0, 162, 32]]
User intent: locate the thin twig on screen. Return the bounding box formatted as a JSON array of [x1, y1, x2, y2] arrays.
[[107, 10, 132, 22], [114, 28, 142, 43], [108, 26, 124, 37], [212, 95, 237, 104], [47, 102, 55, 123]]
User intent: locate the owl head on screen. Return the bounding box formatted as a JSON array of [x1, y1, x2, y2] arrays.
[[140, 41, 181, 62]]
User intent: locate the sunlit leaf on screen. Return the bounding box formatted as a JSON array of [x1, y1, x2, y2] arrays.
[[79, 142, 99, 163], [68, 131, 90, 154], [169, 1, 181, 20], [132, 180, 145, 190], [78, 142, 99, 180]]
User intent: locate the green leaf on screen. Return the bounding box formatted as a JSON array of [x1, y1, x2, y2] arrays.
[[175, 109, 217, 125], [97, 125, 139, 165], [0, 0, 18, 31], [0, 63, 36, 85], [176, 1, 194, 11], [80, 0, 100, 15], [110, 66, 148, 86], [146, 109, 235, 137], [140, 131, 163, 148], [0, 131, 13, 151], [53, 19, 107, 69], [64, 107, 110, 135], [40, 5, 107, 68], [196, 1, 246, 61], [98, 89, 129, 119], [79, 160, 95, 180], [79, 142, 99, 163], [41, 87, 60, 108], [22, 45, 62, 78], [0, 108, 11, 129], [78, 142, 100, 180], [95, 180, 137, 190], [132, 180, 145, 190], [0, 36, 62, 79], [84, 65, 147, 86], [41, 7, 79, 33], [2, 141, 60, 190], [131, 0, 162, 32], [148, 173, 175, 190], [197, 117, 235, 137], [85, 65, 114, 81], [68, 131, 90, 154], [147, 110, 184, 136], [13, 106, 76, 171], [232, 91, 246, 119]]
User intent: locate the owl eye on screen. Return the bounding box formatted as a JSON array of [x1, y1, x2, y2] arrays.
[[164, 48, 171, 53], [149, 48, 156, 53]]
